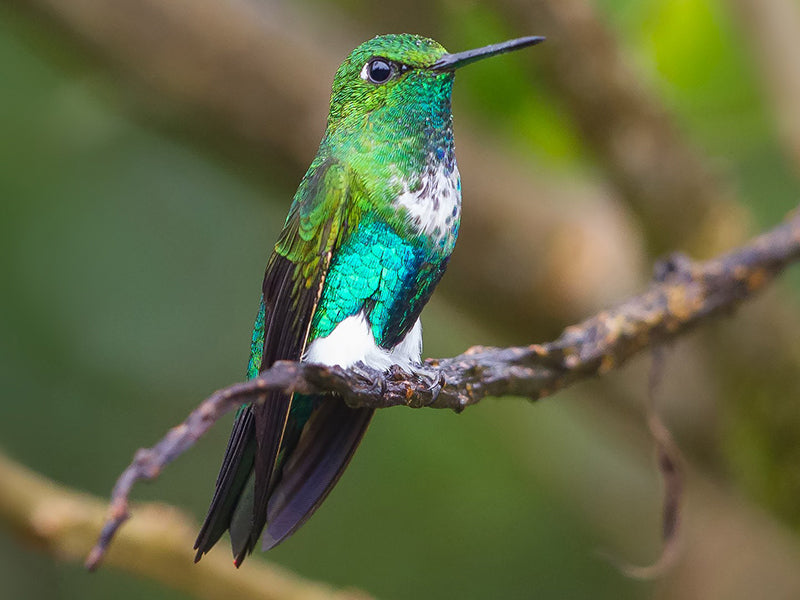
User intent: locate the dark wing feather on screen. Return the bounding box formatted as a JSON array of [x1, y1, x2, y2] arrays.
[[262, 401, 374, 550], [244, 252, 320, 559], [241, 158, 354, 561]]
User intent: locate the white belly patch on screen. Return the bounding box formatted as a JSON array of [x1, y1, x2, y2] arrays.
[[303, 312, 422, 371]]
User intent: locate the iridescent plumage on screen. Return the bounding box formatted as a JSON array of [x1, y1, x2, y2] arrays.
[[194, 33, 543, 565]]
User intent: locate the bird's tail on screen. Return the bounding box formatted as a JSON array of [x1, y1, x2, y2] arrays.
[[194, 397, 372, 564], [194, 405, 257, 562], [262, 397, 373, 550]]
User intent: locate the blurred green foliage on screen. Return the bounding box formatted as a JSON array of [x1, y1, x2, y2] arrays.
[[2, 0, 799, 599]]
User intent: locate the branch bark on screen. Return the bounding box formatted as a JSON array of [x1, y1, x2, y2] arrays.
[[85, 207, 800, 571]]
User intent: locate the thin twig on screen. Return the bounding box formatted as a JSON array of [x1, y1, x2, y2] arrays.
[[85, 207, 800, 571]]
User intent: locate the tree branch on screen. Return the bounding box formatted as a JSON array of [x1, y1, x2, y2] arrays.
[[85, 206, 800, 571], [0, 452, 369, 600]]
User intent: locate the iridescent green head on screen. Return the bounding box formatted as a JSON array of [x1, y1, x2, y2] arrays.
[[325, 33, 545, 134], [326, 34, 448, 127]]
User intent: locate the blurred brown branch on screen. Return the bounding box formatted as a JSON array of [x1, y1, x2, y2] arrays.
[[0, 452, 370, 600], [728, 0, 800, 174], [498, 0, 749, 254], [86, 207, 800, 572]]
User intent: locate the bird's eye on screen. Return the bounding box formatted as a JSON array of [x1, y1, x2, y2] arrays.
[[366, 58, 393, 84]]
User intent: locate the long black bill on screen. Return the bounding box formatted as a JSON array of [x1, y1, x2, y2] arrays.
[[431, 35, 545, 72]]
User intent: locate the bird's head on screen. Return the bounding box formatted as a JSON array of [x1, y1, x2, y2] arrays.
[[325, 33, 544, 135]]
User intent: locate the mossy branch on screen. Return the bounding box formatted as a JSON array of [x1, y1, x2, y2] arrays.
[[85, 207, 800, 571]]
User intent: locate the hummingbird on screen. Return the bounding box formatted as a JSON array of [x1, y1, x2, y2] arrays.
[[193, 33, 544, 566]]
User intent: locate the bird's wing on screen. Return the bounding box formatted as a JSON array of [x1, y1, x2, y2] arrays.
[[250, 158, 357, 560], [194, 158, 357, 563]]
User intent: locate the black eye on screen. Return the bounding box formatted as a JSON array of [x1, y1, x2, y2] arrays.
[[367, 58, 393, 84]]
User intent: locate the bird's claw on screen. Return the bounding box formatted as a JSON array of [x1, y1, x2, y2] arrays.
[[409, 364, 445, 405]]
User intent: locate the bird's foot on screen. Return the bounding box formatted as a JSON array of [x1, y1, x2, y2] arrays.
[[408, 363, 446, 406]]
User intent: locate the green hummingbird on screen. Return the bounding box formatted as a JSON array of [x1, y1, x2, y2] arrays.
[[193, 33, 544, 566]]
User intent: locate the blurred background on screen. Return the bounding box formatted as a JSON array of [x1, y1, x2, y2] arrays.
[[2, 0, 800, 598]]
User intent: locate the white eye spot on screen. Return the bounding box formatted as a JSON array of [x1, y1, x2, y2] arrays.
[[360, 61, 370, 81]]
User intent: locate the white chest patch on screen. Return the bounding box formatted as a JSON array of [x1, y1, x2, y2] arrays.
[[303, 313, 422, 371], [393, 163, 461, 243]]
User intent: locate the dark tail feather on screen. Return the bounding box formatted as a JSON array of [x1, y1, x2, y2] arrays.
[[247, 390, 292, 558], [262, 399, 373, 550], [229, 471, 256, 565], [194, 406, 256, 562]]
